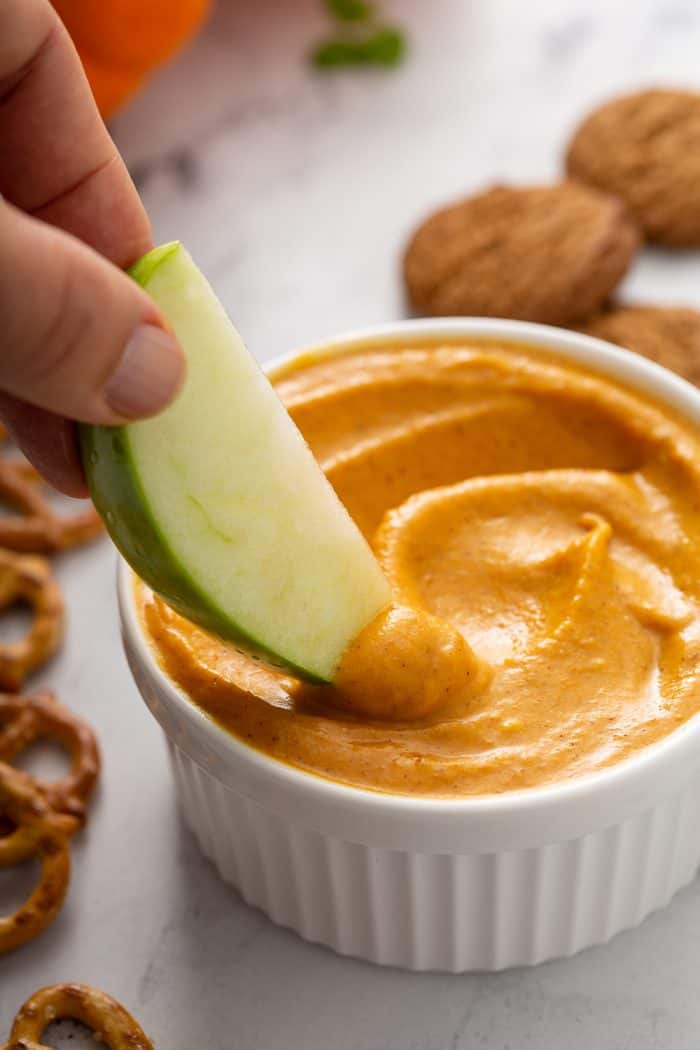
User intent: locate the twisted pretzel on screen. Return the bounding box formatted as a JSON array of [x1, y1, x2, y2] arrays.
[[0, 458, 103, 553], [1, 983, 154, 1050], [0, 550, 64, 692], [0, 692, 100, 821], [0, 762, 78, 955]]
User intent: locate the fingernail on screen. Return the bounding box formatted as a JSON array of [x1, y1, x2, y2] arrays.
[[104, 325, 185, 419]]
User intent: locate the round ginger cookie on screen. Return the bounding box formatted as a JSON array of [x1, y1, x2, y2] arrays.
[[403, 183, 639, 325], [566, 88, 700, 246], [579, 304, 700, 386]]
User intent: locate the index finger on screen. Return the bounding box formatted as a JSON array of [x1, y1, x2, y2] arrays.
[[0, 0, 151, 266]]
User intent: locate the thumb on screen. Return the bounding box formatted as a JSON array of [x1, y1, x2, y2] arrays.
[[0, 200, 185, 424]]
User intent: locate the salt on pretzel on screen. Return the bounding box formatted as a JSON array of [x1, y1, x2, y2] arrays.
[[0, 762, 78, 955], [0, 458, 103, 553], [0, 692, 100, 822], [1, 983, 154, 1050], [0, 550, 64, 692]]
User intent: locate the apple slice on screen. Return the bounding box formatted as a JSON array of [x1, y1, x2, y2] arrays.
[[80, 243, 390, 682]]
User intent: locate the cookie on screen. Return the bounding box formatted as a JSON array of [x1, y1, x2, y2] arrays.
[[403, 183, 639, 325], [579, 303, 700, 386], [566, 88, 700, 246]]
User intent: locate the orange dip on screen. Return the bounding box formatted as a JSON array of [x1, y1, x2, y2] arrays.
[[137, 339, 700, 796]]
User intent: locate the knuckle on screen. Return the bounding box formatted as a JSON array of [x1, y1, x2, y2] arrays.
[[24, 263, 93, 388]]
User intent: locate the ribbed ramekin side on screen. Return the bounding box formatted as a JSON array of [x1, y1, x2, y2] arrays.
[[167, 743, 700, 973]]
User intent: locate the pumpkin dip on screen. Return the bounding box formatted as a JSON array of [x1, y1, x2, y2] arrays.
[[137, 339, 700, 797]]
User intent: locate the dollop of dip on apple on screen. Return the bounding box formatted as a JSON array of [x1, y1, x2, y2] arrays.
[[326, 604, 488, 721]]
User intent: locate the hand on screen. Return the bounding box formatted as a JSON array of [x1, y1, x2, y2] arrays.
[[0, 0, 186, 496]]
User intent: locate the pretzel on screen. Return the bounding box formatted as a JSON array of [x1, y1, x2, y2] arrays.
[[0, 762, 78, 955], [0, 458, 103, 553], [0, 692, 100, 821], [1, 983, 154, 1050], [0, 550, 64, 691]]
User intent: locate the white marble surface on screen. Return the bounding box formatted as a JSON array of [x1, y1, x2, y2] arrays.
[[4, 0, 700, 1046]]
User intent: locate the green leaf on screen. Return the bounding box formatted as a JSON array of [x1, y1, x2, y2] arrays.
[[312, 26, 406, 68], [312, 39, 360, 67], [362, 27, 406, 65], [324, 0, 373, 21]]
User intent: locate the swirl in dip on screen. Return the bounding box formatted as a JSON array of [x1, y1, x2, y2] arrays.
[[137, 339, 700, 797]]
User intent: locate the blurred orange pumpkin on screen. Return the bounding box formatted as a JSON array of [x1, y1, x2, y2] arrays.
[[52, 0, 211, 118]]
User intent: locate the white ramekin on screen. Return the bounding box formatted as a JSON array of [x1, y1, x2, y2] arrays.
[[119, 318, 700, 973]]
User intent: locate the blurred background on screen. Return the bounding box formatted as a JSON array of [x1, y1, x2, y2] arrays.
[[60, 0, 700, 363]]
